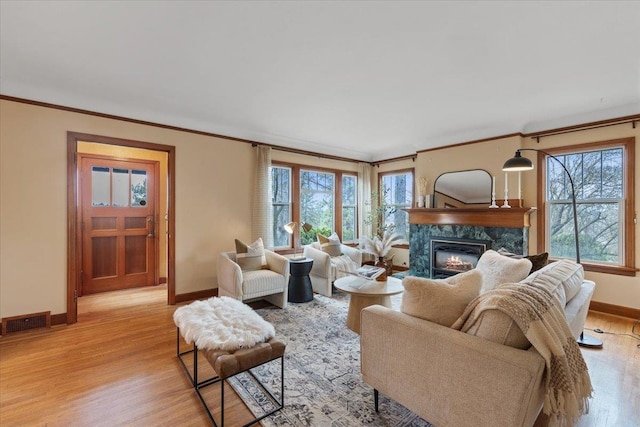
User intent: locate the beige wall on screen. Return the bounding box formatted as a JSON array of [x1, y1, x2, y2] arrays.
[[402, 129, 640, 310], [1, 99, 637, 318], [0, 99, 255, 319], [0, 100, 364, 319]]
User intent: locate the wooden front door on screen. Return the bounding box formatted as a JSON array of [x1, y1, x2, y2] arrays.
[[80, 155, 158, 295]]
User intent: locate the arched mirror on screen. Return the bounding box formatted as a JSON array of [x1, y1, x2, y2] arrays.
[[433, 169, 492, 208]]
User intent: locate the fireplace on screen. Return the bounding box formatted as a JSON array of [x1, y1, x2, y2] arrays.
[[430, 237, 490, 279]]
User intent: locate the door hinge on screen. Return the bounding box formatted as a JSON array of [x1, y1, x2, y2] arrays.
[[74, 288, 78, 303]]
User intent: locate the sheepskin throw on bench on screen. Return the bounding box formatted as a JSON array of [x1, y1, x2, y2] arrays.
[[173, 296, 275, 351]]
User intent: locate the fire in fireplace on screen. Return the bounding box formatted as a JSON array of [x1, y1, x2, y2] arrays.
[[430, 237, 491, 279]]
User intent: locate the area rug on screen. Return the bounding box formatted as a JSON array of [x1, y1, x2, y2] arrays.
[[229, 291, 433, 426]]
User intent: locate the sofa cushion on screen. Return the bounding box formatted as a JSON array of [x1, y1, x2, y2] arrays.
[[524, 259, 583, 304], [234, 238, 266, 271], [476, 249, 532, 293], [317, 232, 342, 257], [401, 269, 482, 327]]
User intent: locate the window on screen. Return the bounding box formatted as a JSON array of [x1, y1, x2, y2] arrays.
[[342, 175, 357, 242], [300, 170, 335, 244], [540, 138, 635, 275], [271, 163, 358, 251], [272, 166, 292, 248], [379, 170, 413, 240]]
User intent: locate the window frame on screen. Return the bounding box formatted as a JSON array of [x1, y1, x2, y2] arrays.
[[272, 161, 358, 254], [378, 168, 414, 246], [536, 137, 636, 276]]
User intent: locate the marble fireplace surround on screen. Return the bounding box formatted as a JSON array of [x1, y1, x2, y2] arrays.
[[406, 208, 536, 278]]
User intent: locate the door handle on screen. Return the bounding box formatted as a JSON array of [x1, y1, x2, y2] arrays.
[[147, 216, 154, 238]]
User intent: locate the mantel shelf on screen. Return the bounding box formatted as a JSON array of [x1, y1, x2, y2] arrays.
[[404, 207, 537, 228]]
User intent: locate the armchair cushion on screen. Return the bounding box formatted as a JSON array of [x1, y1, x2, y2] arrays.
[[234, 237, 266, 271], [317, 232, 342, 257], [401, 269, 482, 327]]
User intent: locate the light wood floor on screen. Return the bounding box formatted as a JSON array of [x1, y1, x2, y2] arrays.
[[1, 285, 638, 427]]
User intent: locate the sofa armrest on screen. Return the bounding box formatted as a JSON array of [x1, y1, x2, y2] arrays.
[[303, 245, 332, 279], [564, 280, 595, 338], [361, 305, 546, 427]]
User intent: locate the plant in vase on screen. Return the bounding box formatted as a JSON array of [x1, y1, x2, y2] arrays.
[[417, 176, 429, 208], [363, 188, 397, 237], [359, 230, 406, 281]]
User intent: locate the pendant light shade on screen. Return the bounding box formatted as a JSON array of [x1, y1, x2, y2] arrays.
[[502, 151, 534, 172]]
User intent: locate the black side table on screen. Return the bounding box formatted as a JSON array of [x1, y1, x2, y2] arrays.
[[288, 258, 314, 303]]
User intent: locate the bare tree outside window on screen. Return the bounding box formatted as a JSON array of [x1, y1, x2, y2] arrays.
[[271, 166, 291, 248], [380, 171, 413, 240], [547, 148, 623, 264]]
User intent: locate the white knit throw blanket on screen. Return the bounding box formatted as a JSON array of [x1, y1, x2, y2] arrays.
[[173, 296, 275, 351], [453, 283, 592, 427], [332, 254, 357, 280]]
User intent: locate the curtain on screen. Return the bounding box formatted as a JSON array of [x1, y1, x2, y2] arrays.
[[252, 146, 273, 248], [357, 162, 372, 240]]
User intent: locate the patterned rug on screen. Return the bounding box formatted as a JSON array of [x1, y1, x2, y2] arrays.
[[229, 291, 433, 426]]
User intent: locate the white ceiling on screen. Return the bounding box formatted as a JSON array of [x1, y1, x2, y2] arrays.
[[2, 1, 639, 162]]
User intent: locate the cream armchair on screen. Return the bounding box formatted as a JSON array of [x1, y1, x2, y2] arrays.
[[302, 243, 362, 297], [217, 249, 290, 308]]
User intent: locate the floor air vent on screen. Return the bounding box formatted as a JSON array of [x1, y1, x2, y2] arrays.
[[2, 311, 51, 335]]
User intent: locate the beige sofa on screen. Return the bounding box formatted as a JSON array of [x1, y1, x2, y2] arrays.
[[360, 259, 594, 427]]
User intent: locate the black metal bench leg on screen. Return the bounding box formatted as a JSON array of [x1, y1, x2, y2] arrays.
[[374, 389, 379, 412]]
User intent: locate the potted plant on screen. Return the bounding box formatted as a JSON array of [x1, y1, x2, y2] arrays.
[[361, 188, 406, 279]]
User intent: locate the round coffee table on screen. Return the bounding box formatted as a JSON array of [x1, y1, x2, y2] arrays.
[[334, 275, 403, 334]]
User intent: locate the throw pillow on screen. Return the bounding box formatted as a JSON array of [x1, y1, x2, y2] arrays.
[[317, 232, 342, 257], [496, 247, 522, 258], [475, 249, 532, 293], [401, 269, 482, 327], [234, 238, 266, 271], [524, 252, 549, 274]]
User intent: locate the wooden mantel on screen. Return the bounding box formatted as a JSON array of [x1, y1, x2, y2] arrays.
[[404, 207, 536, 228]]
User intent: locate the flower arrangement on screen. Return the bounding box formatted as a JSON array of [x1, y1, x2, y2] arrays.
[[360, 230, 406, 258], [418, 176, 429, 196]]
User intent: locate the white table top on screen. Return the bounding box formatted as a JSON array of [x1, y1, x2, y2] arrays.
[[334, 275, 403, 297]]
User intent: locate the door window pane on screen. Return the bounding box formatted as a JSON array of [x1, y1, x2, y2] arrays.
[[112, 168, 129, 207], [91, 166, 110, 207], [131, 169, 147, 207]]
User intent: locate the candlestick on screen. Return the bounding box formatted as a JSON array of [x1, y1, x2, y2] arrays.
[[502, 172, 511, 208], [518, 171, 522, 207], [489, 175, 498, 208]]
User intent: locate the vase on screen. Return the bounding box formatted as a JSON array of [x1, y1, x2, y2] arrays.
[[375, 257, 388, 281]]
